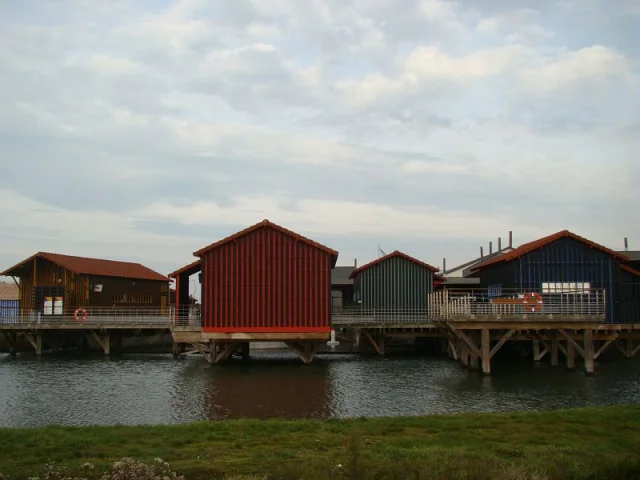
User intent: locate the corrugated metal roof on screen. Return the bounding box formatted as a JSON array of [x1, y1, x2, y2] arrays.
[[470, 230, 628, 272], [349, 250, 438, 279], [1, 252, 169, 281], [332, 266, 355, 285], [193, 219, 339, 267], [0, 282, 19, 300]]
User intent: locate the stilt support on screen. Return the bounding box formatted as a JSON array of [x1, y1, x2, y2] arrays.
[[90, 331, 111, 355], [285, 341, 318, 364], [362, 329, 385, 355]]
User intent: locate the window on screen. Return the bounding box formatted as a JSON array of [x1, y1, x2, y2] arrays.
[[113, 294, 153, 304], [541, 282, 590, 294], [488, 284, 503, 298]]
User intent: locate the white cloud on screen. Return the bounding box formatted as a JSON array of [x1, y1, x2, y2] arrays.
[[0, 0, 637, 277]]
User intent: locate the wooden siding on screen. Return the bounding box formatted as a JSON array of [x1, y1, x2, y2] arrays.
[[87, 275, 167, 309], [476, 237, 639, 323], [353, 256, 434, 308], [12, 258, 167, 312], [616, 267, 640, 324], [15, 257, 87, 311], [201, 225, 333, 332]]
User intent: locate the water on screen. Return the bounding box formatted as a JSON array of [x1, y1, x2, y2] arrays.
[[1, 352, 639, 427]]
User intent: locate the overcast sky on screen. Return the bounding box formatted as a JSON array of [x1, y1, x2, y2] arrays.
[[0, 0, 638, 283]]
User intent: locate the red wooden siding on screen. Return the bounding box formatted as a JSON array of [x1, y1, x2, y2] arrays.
[[201, 225, 333, 333]]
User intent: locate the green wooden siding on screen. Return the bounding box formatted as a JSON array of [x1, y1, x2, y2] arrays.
[[353, 256, 434, 308]]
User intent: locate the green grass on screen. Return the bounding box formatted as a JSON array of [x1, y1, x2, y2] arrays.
[[1, 405, 640, 479]]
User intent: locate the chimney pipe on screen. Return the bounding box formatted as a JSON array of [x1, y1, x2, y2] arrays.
[[509, 231, 513, 248], [624, 237, 629, 251], [443, 258, 446, 273], [480, 246, 484, 258], [489, 241, 493, 255], [498, 237, 502, 251], [354, 258, 357, 268]]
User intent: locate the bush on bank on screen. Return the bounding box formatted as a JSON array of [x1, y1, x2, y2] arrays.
[[2, 405, 640, 480]]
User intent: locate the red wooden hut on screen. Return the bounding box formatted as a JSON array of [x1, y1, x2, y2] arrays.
[[170, 219, 339, 363]]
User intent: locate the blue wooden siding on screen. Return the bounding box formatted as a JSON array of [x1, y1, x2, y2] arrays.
[[353, 256, 434, 308], [0, 300, 19, 323], [513, 237, 617, 321]]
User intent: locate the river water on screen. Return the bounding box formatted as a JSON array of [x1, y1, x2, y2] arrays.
[[1, 351, 639, 427]]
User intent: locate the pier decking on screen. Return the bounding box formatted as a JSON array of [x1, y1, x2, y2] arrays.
[[2, 288, 638, 374]]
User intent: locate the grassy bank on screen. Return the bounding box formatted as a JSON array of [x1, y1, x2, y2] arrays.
[[1, 405, 640, 479]]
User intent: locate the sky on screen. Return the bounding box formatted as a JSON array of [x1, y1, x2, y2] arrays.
[[0, 0, 638, 285]]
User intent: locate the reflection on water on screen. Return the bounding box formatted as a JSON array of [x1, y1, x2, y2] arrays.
[[0, 351, 639, 427]]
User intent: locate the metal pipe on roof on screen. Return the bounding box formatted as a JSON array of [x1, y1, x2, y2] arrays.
[[624, 237, 628, 251], [489, 241, 493, 255], [480, 246, 484, 258], [509, 231, 513, 248], [443, 258, 446, 272], [498, 237, 502, 251], [354, 258, 357, 268]]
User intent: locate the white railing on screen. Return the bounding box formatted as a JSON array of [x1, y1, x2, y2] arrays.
[[0, 307, 201, 328], [331, 288, 607, 324]]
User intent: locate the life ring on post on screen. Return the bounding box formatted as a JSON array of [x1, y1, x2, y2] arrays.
[[522, 293, 543, 313], [74, 308, 88, 322]]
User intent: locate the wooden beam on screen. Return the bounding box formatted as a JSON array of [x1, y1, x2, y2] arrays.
[[594, 334, 618, 360], [213, 342, 240, 364], [489, 329, 515, 359], [21, 332, 38, 352], [481, 328, 491, 375], [584, 329, 595, 375], [566, 340, 575, 370], [90, 331, 110, 355], [551, 336, 559, 366], [446, 323, 482, 358], [362, 329, 384, 355], [448, 339, 458, 360], [632, 342, 640, 358], [558, 329, 587, 359]]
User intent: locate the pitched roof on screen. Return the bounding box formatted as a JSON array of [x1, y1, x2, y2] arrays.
[[470, 230, 629, 272], [349, 250, 439, 279], [618, 251, 640, 262], [621, 264, 640, 277], [0, 282, 19, 301], [193, 219, 339, 267], [332, 266, 355, 285], [1, 252, 169, 282], [168, 259, 201, 278]]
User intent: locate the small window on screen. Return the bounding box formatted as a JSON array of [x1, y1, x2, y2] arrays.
[[488, 284, 502, 297], [541, 282, 590, 294]]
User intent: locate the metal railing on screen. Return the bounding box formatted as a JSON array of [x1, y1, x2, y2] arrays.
[[0, 288, 607, 328], [331, 288, 607, 324], [0, 307, 200, 328]]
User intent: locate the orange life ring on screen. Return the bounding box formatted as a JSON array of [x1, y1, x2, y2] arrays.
[[522, 293, 543, 313], [74, 308, 88, 322]]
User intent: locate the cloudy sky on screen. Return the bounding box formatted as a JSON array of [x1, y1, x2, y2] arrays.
[[0, 0, 638, 283]]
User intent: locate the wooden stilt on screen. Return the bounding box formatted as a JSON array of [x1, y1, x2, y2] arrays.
[[551, 335, 559, 366], [584, 329, 594, 376], [566, 340, 575, 370], [362, 330, 384, 355], [2, 332, 17, 357], [90, 331, 110, 355], [533, 340, 541, 362], [594, 334, 618, 360], [481, 328, 491, 375], [172, 342, 180, 357], [285, 341, 318, 364]]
